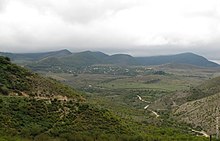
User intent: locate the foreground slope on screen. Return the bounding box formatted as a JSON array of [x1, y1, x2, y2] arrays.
[[0, 56, 133, 140]]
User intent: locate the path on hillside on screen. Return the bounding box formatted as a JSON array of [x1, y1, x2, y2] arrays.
[[136, 95, 160, 118], [150, 110, 160, 118], [136, 96, 209, 136], [191, 129, 209, 137], [137, 95, 150, 103]]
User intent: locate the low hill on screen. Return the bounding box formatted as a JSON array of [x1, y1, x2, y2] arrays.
[[0, 56, 80, 98], [59, 51, 109, 66], [28, 51, 138, 68], [136, 53, 219, 68]]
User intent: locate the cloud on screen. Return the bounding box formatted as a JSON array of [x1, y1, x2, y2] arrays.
[[0, 0, 220, 59], [16, 0, 142, 24], [0, 0, 7, 11]]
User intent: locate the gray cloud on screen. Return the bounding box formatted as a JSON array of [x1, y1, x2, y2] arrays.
[[0, 0, 220, 61], [0, 0, 7, 11], [17, 0, 141, 24]]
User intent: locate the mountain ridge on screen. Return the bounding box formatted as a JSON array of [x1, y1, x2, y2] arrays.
[[0, 49, 219, 68], [136, 52, 219, 67]]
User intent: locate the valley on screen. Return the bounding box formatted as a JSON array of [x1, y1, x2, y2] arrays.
[[39, 61, 220, 138], [1, 50, 220, 140]]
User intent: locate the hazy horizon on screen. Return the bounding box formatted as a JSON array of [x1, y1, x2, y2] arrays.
[[1, 48, 220, 64]]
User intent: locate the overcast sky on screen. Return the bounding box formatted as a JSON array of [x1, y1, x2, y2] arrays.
[[0, 0, 220, 60]]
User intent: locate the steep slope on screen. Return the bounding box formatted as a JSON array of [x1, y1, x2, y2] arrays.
[[174, 93, 220, 134], [136, 52, 219, 67], [171, 76, 220, 134]]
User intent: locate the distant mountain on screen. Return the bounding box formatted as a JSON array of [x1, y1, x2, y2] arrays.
[[136, 52, 219, 67], [1, 50, 219, 68], [0, 49, 72, 64], [59, 51, 109, 66], [106, 54, 138, 65], [29, 51, 138, 68]]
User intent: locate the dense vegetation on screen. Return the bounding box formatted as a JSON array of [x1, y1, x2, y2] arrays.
[[0, 56, 212, 140], [0, 56, 81, 98]]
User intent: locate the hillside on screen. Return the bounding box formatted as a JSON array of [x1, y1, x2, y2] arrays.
[[174, 92, 220, 134], [151, 76, 220, 135], [151, 76, 220, 110], [0, 56, 81, 98], [0, 56, 134, 140], [187, 76, 220, 101]]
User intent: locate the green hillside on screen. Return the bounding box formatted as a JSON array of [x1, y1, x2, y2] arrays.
[[0, 56, 133, 140], [0, 56, 81, 98]]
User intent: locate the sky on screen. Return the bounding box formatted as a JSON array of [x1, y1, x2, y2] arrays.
[[0, 0, 220, 61]]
